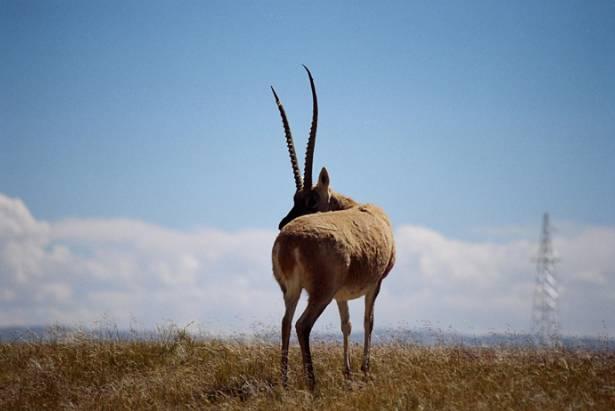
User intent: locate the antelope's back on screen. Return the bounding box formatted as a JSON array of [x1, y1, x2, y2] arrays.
[[272, 204, 395, 298]]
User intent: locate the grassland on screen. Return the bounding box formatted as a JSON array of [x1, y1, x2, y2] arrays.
[[1, 328, 614, 410]]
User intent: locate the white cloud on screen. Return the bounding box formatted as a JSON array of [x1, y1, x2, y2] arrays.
[[0, 193, 613, 336]]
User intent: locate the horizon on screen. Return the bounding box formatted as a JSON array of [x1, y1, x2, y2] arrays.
[[1, 323, 611, 347]]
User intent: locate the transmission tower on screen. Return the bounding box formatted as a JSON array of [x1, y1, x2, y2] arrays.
[[531, 213, 561, 346]]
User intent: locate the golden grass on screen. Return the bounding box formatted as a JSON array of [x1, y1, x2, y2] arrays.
[[1, 329, 614, 410]]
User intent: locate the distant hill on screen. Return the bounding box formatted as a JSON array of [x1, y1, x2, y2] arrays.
[[1, 325, 610, 350]]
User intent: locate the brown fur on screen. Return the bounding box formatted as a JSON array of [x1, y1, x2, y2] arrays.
[[273, 203, 395, 300]]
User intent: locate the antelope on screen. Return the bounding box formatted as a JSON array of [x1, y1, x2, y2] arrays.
[[271, 66, 396, 390]]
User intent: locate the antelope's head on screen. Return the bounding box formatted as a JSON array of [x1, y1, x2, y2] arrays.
[[273, 66, 332, 230]]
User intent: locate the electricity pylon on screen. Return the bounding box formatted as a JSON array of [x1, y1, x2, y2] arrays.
[[531, 213, 561, 346]]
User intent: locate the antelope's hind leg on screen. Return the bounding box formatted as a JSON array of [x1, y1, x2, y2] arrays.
[[281, 288, 300, 387], [295, 293, 335, 391], [336, 300, 352, 378], [361, 280, 382, 373]]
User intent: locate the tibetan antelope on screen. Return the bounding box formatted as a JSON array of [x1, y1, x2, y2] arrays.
[[271, 66, 396, 390]]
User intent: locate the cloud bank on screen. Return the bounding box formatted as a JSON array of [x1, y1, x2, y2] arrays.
[[1, 193, 613, 336]]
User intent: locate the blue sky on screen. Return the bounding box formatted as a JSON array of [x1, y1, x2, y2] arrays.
[[2, 0, 614, 236], [1, 1, 614, 334]]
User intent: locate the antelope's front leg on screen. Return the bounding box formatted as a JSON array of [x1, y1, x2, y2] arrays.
[[336, 300, 352, 377]]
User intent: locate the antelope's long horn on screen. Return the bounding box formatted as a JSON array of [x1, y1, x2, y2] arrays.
[[302, 65, 318, 191], [272, 86, 303, 190]]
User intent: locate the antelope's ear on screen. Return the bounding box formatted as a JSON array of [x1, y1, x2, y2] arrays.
[[317, 167, 330, 190]]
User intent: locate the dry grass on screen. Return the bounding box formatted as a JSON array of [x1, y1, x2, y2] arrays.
[[1, 328, 614, 410]]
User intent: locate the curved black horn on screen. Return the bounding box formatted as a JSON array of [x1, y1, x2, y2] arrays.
[[272, 86, 303, 190], [302, 65, 318, 191]]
